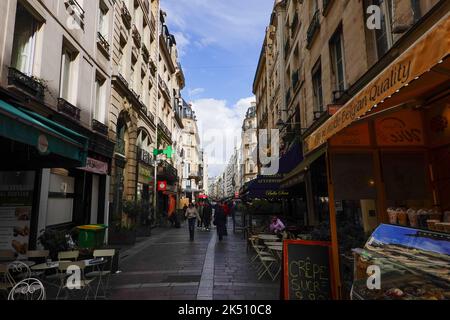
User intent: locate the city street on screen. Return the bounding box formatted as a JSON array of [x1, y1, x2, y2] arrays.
[[109, 220, 279, 300]]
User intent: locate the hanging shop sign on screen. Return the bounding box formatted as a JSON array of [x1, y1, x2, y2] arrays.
[[157, 180, 167, 191], [375, 108, 424, 146], [139, 165, 153, 184], [282, 240, 335, 300], [304, 15, 450, 154], [78, 157, 108, 175]]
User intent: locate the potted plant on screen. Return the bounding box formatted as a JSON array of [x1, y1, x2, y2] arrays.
[[38, 228, 76, 260], [108, 200, 139, 245]]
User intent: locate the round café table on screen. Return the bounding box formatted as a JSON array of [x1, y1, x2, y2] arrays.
[[31, 258, 107, 271]]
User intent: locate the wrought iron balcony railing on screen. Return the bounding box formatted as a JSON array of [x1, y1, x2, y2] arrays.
[[57, 98, 81, 121], [97, 32, 110, 56], [121, 1, 132, 29], [307, 10, 320, 49], [132, 24, 141, 48], [141, 43, 149, 63], [92, 119, 109, 136], [8, 67, 45, 99]]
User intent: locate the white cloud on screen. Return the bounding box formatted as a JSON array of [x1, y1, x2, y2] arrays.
[[188, 87, 205, 98], [162, 0, 273, 53], [191, 96, 255, 177]]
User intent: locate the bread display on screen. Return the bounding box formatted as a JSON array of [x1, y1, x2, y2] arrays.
[[386, 206, 449, 233]]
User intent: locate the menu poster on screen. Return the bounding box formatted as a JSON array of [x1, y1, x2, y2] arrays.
[[283, 240, 335, 300], [0, 171, 35, 259]]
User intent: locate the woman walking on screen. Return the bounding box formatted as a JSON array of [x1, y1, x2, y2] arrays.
[[185, 203, 201, 241]]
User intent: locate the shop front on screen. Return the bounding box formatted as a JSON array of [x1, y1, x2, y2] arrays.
[[0, 97, 88, 256], [303, 14, 450, 299], [136, 147, 154, 234], [156, 160, 178, 224]]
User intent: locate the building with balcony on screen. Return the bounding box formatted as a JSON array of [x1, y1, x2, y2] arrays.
[[181, 101, 203, 203], [254, 0, 447, 299], [0, 0, 115, 249], [241, 102, 258, 185]]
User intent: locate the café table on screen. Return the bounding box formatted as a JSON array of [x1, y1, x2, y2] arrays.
[[256, 234, 279, 241], [31, 258, 107, 291]]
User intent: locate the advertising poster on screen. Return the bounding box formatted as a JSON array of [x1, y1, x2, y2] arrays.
[[0, 171, 35, 259]]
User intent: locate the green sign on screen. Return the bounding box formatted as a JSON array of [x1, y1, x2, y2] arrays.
[[153, 145, 173, 159]]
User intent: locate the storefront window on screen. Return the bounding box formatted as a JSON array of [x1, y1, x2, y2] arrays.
[[0, 171, 35, 258], [331, 153, 377, 294], [382, 152, 435, 230]]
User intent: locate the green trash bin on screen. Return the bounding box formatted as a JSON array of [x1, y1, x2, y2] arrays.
[[77, 224, 108, 248]]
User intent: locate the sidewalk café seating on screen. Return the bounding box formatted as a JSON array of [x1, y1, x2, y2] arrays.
[[8, 278, 46, 300], [27, 250, 49, 278], [56, 261, 95, 300], [58, 250, 80, 261], [85, 249, 115, 299], [248, 236, 279, 281], [0, 260, 32, 298]]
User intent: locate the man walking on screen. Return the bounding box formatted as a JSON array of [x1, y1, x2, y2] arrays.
[[203, 201, 212, 231]]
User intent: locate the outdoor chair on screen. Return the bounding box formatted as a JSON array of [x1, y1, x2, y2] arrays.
[[85, 249, 115, 299], [56, 261, 95, 300], [8, 278, 46, 300], [27, 250, 49, 278], [58, 250, 79, 261]]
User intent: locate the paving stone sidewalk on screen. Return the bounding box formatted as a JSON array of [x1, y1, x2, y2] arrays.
[[109, 219, 280, 300]]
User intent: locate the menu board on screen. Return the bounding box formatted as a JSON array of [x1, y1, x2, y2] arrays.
[[0, 171, 35, 259], [283, 240, 334, 300]]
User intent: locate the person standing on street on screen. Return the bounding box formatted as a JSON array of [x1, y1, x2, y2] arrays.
[[185, 203, 201, 241], [214, 202, 227, 241]]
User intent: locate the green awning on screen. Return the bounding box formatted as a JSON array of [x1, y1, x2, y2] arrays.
[[0, 99, 88, 166]]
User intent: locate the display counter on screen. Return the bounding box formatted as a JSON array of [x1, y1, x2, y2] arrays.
[[351, 224, 450, 300]]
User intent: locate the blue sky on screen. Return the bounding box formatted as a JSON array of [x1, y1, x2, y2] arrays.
[[162, 0, 274, 177]]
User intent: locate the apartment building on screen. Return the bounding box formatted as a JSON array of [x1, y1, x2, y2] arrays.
[[254, 0, 448, 299], [241, 103, 258, 185], [0, 0, 115, 250], [181, 101, 202, 203]]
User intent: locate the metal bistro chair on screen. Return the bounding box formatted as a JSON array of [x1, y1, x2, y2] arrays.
[[56, 261, 95, 300], [27, 250, 49, 278], [86, 249, 116, 299], [58, 250, 79, 261], [8, 278, 46, 300]]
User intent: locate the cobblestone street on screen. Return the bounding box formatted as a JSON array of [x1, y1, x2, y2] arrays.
[[109, 220, 280, 300]]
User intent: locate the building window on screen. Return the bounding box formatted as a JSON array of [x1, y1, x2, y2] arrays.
[[312, 60, 323, 112], [60, 46, 77, 102], [329, 27, 346, 93], [373, 0, 393, 58], [11, 4, 39, 75], [98, 2, 109, 38], [94, 75, 107, 124]]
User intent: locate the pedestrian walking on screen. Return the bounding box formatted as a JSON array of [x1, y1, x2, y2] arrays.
[[203, 201, 212, 231], [222, 201, 230, 236], [213, 202, 227, 241], [197, 202, 205, 229], [185, 203, 201, 241]]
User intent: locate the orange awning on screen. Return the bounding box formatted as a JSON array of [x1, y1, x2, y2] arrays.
[[305, 13, 450, 154]]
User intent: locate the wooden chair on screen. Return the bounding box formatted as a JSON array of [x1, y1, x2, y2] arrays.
[[86, 249, 116, 299], [8, 278, 46, 300]]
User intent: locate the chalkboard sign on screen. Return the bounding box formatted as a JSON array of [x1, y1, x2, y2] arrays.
[[282, 240, 335, 300]]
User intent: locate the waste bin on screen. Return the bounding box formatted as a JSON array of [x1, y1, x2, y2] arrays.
[[77, 224, 108, 248]]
